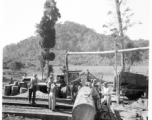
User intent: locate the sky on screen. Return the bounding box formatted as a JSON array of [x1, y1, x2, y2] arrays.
[[0, 0, 151, 48]]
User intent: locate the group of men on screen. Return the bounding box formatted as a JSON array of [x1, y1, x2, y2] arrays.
[[27, 73, 112, 111], [82, 79, 112, 111], [27, 73, 56, 110]]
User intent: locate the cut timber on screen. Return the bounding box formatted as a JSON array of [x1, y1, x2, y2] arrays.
[[11, 86, 19, 95], [72, 86, 96, 120], [4, 85, 11, 96]]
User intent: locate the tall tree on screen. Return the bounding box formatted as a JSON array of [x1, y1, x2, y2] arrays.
[[103, 0, 142, 70], [38, 53, 46, 80], [114, 0, 125, 71], [36, 0, 61, 77]]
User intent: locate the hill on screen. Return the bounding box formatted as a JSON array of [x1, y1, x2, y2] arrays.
[[3, 21, 149, 69]]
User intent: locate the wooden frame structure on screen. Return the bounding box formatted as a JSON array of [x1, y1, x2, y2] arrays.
[[65, 46, 149, 103]]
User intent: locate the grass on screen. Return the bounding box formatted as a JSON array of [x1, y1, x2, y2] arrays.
[[3, 66, 149, 84]]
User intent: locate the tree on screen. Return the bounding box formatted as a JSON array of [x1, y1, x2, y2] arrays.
[[10, 61, 24, 71], [125, 42, 142, 68], [103, 0, 142, 69], [36, 0, 61, 77], [38, 53, 46, 80]]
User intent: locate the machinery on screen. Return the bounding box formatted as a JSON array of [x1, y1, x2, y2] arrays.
[[32, 70, 82, 98]]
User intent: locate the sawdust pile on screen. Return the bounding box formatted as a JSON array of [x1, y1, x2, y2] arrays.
[[111, 98, 148, 120], [16, 90, 48, 99]]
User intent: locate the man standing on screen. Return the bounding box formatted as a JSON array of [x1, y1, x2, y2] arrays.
[[91, 79, 101, 111], [101, 82, 112, 111], [46, 73, 54, 94], [28, 74, 38, 104], [48, 83, 56, 111]]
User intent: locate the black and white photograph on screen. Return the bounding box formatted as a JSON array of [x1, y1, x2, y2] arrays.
[[1, 0, 151, 120]]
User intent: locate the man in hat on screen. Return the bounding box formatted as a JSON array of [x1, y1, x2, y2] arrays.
[[101, 82, 112, 111], [88, 79, 101, 110]]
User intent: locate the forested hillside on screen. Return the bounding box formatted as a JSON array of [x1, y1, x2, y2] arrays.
[[3, 21, 149, 69]]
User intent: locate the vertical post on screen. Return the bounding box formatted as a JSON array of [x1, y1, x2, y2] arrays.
[[65, 53, 69, 84], [115, 39, 119, 104], [65, 53, 69, 70], [65, 53, 69, 98]]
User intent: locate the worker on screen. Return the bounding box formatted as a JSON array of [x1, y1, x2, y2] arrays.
[[100, 82, 112, 111], [9, 78, 13, 84], [88, 79, 101, 111], [46, 73, 54, 94], [28, 74, 38, 104], [48, 83, 56, 111]]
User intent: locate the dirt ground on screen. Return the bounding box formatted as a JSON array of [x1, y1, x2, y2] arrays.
[[2, 114, 42, 120], [111, 98, 148, 120]]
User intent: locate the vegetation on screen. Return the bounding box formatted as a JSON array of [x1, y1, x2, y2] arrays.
[[103, 0, 143, 70], [36, 0, 61, 77], [3, 21, 149, 70]]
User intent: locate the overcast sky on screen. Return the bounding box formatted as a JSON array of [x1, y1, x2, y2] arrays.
[[1, 0, 150, 48]]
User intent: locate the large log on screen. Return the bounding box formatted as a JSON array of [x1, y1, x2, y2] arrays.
[[72, 86, 96, 120], [119, 72, 148, 87]]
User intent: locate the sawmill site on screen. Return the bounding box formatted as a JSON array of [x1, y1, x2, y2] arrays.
[[2, 49, 149, 120]]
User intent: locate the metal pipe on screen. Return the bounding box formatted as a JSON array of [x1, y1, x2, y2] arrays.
[[65, 53, 69, 97], [66, 47, 149, 55]]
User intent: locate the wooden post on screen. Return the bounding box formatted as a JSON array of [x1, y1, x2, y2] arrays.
[[115, 39, 120, 104], [65, 53, 69, 98]]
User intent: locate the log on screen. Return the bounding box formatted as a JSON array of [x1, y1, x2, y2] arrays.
[[11, 86, 19, 95], [4, 85, 11, 96], [72, 86, 96, 120]]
